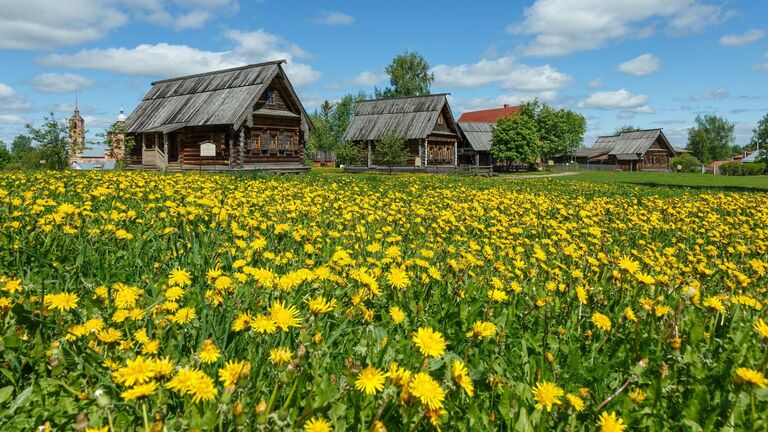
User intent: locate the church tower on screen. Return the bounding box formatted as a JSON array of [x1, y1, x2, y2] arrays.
[[69, 98, 85, 161]]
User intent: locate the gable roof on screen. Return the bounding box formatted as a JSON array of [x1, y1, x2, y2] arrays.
[[125, 60, 313, 133], [457, 105, 522, 123], [342, 94, 457, 141], [590, 129, 675, 160], [458, 122, 494, 152]]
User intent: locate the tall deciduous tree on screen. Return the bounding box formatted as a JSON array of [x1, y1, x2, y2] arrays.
[[375, 51, 434, 99], [686, 115, 735, 163], [26, 112, 70, 170], [0, 142, 9, 169], [751, 112, 768, 154], [491, 113, 541, 167], [10, 135, 33, 161], [518, 100, 586, 160], [330, 91, 367, 143]]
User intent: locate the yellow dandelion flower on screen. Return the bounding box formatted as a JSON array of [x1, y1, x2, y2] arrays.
[[355, 365, 386, 395], [566, 393, 585, 412], [251, 314, 278, 334], [198, 339, 221, 364], [451, 360, 474, 397], [617, 256, 640, 273], [170, 307, 196, 324], [386, 267, 410, 289], [113, 356, 155, 387], [218, 360, 251, 388], [409, 372, 445, 410], [269, 347, 293, 366], [120, 381, 157, 401], [308, 296, 337, 314], [598, 411, 627, 432], [387, 362, 412, 387], [532, 380, 564, 411], [44, 292, 79, 311], [412, 327, 447, 358], [628, 387, 646, 404], [735, 367, 767, 388], [389, 306, 406, 324], [624, 307, 637, 322], [591, 312, 612, 332], [165, 286, 185, 301], [231, 311, 253, 332], [703, 296, 726, 313], [468, 321, 497, 339], [488, 289, 508, 303], [755, 318, 768, 339], [268, 300, 301, 331], [304, 417, 332, 432], [168, 269, 192, 287]]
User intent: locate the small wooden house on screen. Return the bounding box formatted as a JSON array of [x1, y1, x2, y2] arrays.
[[342, 94, 460, 167], [125, 60, 313, 172], [456, 105, 522, 166], [570, 129, 678, 171]]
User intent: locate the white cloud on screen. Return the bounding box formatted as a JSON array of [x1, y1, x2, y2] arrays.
[[755, 63, 768, 72], [32, 73, 95, 93], [0, 83, 33, 114], [691, 87, 729, 101], [719, 29, 765, 46], [174, 10, 211, 30], [509, 0, 734, 56], [432, 57, 572, 91], [450, 91, 557, 115], [617, 53, 661, 76], [327, 71, 387, 90], [578, 89, 652, 113], [38, 30, 321, 86], [587, 78, 605, 89], [0, 0, 127, 49], [313, 11, 355, 26], [0, 114, 27, 125]]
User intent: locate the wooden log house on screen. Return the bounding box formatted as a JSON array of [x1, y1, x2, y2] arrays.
[[567, 129, 678, 171], [342, 94, 461, 167], [125, 60, 313, 172]]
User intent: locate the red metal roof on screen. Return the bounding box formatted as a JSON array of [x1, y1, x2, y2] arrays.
[[457, 105, 522, 123]]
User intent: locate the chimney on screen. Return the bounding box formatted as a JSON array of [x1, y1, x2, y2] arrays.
[[503, 104, 509, 108]]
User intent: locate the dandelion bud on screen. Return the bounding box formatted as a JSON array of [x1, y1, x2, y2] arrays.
[[255, 399, 267, 414]]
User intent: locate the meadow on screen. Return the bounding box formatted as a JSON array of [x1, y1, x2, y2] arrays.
[[0, 170, 767, 431]]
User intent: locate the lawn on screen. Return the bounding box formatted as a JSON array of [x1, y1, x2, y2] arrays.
[[0, 170, 767, 431], [556, 170, 768, 192]]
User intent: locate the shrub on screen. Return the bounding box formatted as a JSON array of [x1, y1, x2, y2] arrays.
[[719, 162, 766, 176], [670, 153, 702, 173], [334, 142, 365, 167]]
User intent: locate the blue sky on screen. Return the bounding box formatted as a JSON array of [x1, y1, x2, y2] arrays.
[[0, 0, 767, 151]]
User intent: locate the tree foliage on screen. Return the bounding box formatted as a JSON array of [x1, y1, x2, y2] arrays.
[[686, 115, 735, 163], [374, 51, 433, 99], [670, 153, 702, 173], [0, 142, 9, 169], [751, 112, 768, 164], [373, 134, 409, 173], [491, 113, 541, 166], [334, 142, 365, 167], [25, 113, 71, 170], [307, 92, 368, 166], [490, 100, 586, 165], [614, 125, 640, 135]]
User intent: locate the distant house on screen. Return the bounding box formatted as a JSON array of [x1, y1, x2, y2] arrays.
[[456, 104, 522, 166], [570, 129, 678, 171], [343, 94, 460, 167], [125, 60, 313, 172]]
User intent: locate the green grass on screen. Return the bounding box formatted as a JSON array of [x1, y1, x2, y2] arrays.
[[554, 171, 768, 192]]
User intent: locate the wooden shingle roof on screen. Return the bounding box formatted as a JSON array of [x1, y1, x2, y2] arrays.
[[458, 122, 494, 152], [342, 94, 455, 141], [590, 129, 674, 160], [125, 60, 312, 133]]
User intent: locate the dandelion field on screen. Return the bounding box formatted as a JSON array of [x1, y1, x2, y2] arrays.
[[0, 171, 767, 431]]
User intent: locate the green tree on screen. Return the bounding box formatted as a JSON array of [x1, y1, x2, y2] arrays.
[[334, 142, 365, 167], [670, 153, 702, 173], [374, 51, 433, 99], [330, 92, 368, 143], [308, 101, 338, 153], [686, 115, 735, 163], [373, 134, 409, 174], [614, 125, 640, 135], [0, 142, 10, 169], [491, 113, 541, 167], [518, 100, 586, 160], [95, 120, 135, 168], [26, 112, 71, 170], [751, 112, 768, 163], [10, 135, 34, 162]]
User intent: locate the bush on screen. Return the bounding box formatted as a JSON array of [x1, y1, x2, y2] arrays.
[[334, 141, 365, 167], [670, 153, 702, 173], [719, 162, 766, 176]]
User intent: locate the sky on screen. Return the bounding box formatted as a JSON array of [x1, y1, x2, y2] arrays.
[[0, 0, 767, 152]]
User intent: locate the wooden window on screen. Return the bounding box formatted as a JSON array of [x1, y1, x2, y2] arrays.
[[437, 115, 444, 125], [266, 91, 275, 105]]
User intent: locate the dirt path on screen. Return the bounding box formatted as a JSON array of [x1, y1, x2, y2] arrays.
[[497, 171, 579, 179]]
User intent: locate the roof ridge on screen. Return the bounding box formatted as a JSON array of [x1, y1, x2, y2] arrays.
[[151, 60, 286, 85]]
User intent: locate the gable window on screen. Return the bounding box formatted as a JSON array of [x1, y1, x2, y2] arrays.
[[266, 90, 275, 105], [437, 115, 444, 125]]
